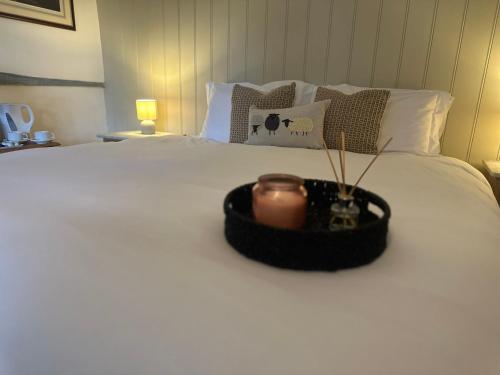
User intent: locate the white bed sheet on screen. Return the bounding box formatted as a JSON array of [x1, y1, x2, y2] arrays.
[[0, 136, 499, 375]]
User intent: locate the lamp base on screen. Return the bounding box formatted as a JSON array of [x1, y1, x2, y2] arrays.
[[140, 120, 156, 135]]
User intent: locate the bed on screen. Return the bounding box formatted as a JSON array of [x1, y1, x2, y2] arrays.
[[1, 135, 499, 375]]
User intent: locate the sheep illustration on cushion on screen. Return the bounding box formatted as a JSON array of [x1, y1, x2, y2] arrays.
[[282, 117, 314, 136], [265, 114, 281, 135], [250, 114, 265, 135]]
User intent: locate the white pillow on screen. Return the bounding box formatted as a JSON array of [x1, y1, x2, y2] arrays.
[[429, 92, 454, 153], [200, 80, 317, 143], [379, 86, 453, 154], [328, 84, 453, 154]]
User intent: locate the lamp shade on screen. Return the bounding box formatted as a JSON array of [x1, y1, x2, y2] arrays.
[[136, 99, 157, 121]]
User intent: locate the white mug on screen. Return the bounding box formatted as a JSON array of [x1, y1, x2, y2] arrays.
[[7, 131, 29, 143], [34, 131, 55, 142]]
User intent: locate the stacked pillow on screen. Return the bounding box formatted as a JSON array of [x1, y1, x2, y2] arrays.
[[329, 84, 454, 154], [200, 80, 454, 155], [201, 80, 316, 143]]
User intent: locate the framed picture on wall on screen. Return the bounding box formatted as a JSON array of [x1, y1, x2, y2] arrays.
[[0, 0, 75, 30]]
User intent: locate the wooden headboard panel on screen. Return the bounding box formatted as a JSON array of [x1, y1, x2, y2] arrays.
[[97, 0, 500, 167]]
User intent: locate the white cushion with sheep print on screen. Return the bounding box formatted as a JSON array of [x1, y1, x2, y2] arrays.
[[245, 100, 330, 149]]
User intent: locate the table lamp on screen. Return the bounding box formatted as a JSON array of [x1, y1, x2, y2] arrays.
[[136, 99, 157, 135]]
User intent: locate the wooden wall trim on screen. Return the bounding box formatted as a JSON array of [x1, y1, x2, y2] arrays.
[[346, 0, 358, 83], [0, 72, 104, 87], [422, 0, 440, 88], [466, 0, 500, 162], [262, 0, 269, 83], [450, 0, 469, 95], [281, 0, 289, 80], [370, 0, 384, 87], [302, 0, 312, 81], [395, 0, 410, 87], [323, 0, 335, 84], [244, 0, 250, 81], [440, 0, 469, 143], [176, 0, 183, 133]]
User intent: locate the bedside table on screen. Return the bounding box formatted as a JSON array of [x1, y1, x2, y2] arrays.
[[96, 131, 173, 142], [0, 141, 61, 154], [483, 160, 500, 205]]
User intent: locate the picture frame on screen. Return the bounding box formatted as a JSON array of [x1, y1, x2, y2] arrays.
[[0, 0, 75, 30]]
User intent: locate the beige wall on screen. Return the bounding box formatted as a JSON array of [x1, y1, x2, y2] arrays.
[[0, 0, 106, 145], [97, 0, 500, 167], [1, 86, 106, 145]]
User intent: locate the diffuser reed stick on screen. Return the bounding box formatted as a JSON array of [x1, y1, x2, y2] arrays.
[[340, 131, 347, 197], [322, 138, 343, 194], [323, 135, 392, 199], [348, 137, 393, 197], [338, 145, 345, 195]]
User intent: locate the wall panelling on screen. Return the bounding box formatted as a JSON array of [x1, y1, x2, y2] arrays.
[[97, 0, 500, 167]]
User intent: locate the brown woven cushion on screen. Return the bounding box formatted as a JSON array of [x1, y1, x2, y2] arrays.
[[230, 83, 296, 143], [315, 87, 390, 154]]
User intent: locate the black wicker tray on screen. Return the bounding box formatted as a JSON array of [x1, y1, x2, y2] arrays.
[[223, 179, 391, 271]]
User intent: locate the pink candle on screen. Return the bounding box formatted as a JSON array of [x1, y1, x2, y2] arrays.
[[252, 174, 308, 230]]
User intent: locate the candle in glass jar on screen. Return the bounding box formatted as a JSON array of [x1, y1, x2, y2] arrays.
[[252, 174, 308, 230]]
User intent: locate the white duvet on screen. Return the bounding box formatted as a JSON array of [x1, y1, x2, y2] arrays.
[[0, 136, 499, 375]]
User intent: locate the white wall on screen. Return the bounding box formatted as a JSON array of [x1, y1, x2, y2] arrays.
[[0, 0, 107, 145]]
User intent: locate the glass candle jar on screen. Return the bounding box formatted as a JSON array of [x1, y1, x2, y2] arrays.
[[252, 174, 308, 230]]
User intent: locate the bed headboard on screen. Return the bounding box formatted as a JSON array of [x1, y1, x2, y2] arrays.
[[97, 0, 500, 167]]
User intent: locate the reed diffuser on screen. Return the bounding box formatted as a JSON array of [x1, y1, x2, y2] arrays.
[[323, 132, 392, 231]]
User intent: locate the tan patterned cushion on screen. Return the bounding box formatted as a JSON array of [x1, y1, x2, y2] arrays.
[[315, 87, 390, 154], [230, 83, 296, 143]]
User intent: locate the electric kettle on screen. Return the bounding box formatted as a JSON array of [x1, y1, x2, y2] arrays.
[[0, 103, 34, 138]]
